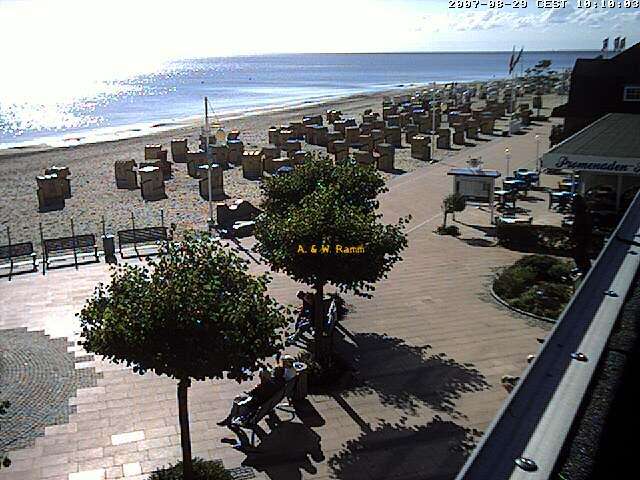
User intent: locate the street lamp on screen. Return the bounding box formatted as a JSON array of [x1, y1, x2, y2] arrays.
[[504, 147, 511, 177], [535, 134, 541, 173], [430, 99, 437, 160]]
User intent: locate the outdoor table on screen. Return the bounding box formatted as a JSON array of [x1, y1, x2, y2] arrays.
[[494, 189, 516, 207], [549, 191, 575, 210], [503, 178, 528, 196], [559, 178, 580, 192], [515, 170, 539, 186]]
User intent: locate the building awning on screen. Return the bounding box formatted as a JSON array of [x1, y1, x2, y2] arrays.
[[542, 113, 640, 174]]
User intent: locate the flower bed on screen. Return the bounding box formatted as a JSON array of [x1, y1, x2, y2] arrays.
[[493, 255, 575, 319]]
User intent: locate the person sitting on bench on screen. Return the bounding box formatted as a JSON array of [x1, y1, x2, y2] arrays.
[[217, 367, 285, 427], [286, 290, 315, 345]]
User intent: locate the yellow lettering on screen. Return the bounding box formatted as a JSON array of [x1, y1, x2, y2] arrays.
[[297, 245, 306, 254], [320, 244, 330, 254], [335, 244, 343, 253], [310, 244, 317, 254]]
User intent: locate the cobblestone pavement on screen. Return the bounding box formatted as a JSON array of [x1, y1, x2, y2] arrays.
[[0, 328, 101, 451], [0, 106, 561, 480]]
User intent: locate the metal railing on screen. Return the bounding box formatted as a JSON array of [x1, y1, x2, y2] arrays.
[[456, 190, 640, 480]]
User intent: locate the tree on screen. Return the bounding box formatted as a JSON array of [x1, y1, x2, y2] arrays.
[[1, 400, 10, 469], [254, 158, 408, 364], [442, 193, 466, 228], [78, 233, 287, 480]]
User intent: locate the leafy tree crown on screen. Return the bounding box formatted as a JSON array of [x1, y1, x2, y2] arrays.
[[255, 159, 408, 297], [78, 233, 288, 382]]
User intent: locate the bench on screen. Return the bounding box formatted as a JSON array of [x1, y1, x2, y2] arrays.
[[231, 378, 297, 448], [43, 234, 99, 273], [117, 226, 167, 258], [0, 242, 38, 277]]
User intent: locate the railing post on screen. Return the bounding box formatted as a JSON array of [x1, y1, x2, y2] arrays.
[[70, 218, 78, 270], [7, 226, 13, 279], [39, 222, 45, 275]]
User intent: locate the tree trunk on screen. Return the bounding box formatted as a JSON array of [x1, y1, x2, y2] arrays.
[[313, 282, 325, 364], [443, 212, 448, 228], [177, 379, 193, 480]]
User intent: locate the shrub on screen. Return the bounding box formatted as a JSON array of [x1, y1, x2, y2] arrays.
[[510, 282, 574, 318], [149, 458, 232, 480], [494, 255, 575, 319], [493, 265, 537, 300], [435, 225, 460, 236]]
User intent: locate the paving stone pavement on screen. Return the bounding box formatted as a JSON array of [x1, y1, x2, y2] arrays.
[[0, 114, 561, 480], [0, 328, 102, 452]]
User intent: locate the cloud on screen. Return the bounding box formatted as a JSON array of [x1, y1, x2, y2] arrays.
[[441, 5, 636, 33]]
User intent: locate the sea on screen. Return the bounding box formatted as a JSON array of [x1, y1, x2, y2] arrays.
[[0, 51, 598, 150]]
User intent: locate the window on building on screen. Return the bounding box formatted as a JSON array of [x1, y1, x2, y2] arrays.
[[623, 86, 640, 102]]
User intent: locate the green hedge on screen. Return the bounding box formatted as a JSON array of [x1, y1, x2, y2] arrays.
[[149, 458, 232, 480], [494, 255, 574, 319]]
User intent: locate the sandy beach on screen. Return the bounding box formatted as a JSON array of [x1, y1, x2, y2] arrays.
[[0, 85, 561, 250]]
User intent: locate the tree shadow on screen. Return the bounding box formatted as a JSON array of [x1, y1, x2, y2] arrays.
[[459, 238, 496, 248], [456, 222, 496, 238], [241, 421, 325, 480], [328, 416, 482, 480], [334, 332, 490, 418]]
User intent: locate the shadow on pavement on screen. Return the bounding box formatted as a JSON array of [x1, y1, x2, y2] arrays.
[[333, 331, 490, 418], [241, 421, 325, 480], [328, 416, 482, 480]]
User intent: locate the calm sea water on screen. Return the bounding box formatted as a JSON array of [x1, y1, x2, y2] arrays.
[[0, 51, 597, 149]]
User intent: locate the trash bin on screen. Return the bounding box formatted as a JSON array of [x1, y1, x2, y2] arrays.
[[102, 234, 117, 264], [293, 362, 308, 400]]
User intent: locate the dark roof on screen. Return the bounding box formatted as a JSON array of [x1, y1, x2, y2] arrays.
[[550, 113, 640, 159], [573, 42, 640, 76]]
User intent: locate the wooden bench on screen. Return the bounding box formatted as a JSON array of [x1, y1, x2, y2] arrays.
[[117, 226, 167, 258], [43, 234, 99, 273], [0, 242, 38, 277], [231, 378, 297, 448]]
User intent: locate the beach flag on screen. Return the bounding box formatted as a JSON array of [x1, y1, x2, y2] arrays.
[[620, 37, 626, 50], [509, 46, 523, 75], [614, 37, 620, 51], [508, 46, 515, 74], [602, 38, 609, 52]]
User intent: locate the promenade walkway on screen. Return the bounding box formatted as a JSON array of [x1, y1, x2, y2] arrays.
[[1, 116, 558, 480]]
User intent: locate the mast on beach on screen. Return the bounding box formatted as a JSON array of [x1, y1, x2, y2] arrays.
[[204, 97, 214, 226]]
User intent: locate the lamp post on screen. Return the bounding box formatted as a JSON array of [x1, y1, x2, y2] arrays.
[[535, 134, 541, 173], [505, 147, 511, 177], [430, 99, 437, 159], [204, 97, 214, 228]]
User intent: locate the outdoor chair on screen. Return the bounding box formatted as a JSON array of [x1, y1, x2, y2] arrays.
[[230, 378, 298, 448]]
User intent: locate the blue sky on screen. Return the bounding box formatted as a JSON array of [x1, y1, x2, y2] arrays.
[[0, 0, 637, 73]]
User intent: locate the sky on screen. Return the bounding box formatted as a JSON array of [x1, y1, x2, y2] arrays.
[[0, 0, 638, 84]]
